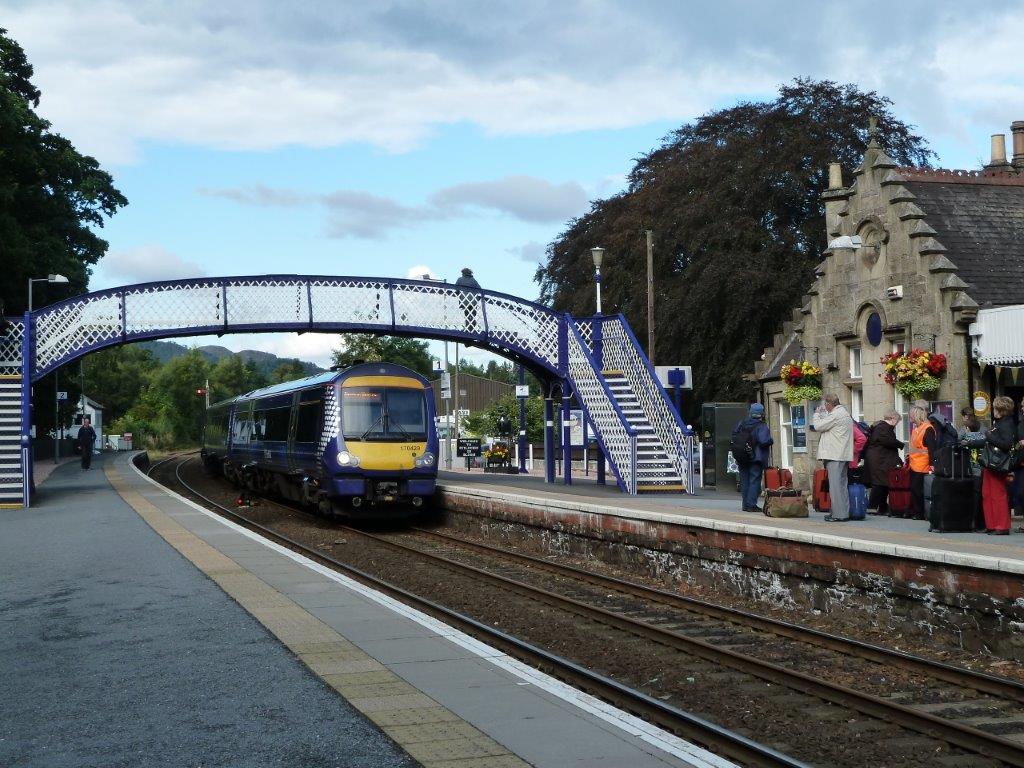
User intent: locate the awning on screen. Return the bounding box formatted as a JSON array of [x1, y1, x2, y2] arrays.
[[969, 305, 1024, 365]]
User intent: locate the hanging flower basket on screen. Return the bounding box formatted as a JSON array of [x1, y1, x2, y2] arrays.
[[779, 360, 823, 405], [881, 349, 946, 400]]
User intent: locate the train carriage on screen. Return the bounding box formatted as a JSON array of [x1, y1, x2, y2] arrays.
[[202, 362, 438, 518]]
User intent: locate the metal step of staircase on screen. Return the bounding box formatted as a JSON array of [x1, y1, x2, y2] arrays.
[[0, 376, 25, 508]]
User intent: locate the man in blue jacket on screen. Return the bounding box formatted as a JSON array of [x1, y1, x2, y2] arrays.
[[731, 403, 773, 512]]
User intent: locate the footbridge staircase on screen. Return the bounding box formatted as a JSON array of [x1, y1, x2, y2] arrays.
[[2, 275, 694, 505]]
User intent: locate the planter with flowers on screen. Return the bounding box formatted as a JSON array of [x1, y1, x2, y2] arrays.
[[779, 360, 823, 405], [483, 442, 515, 472], [880, 349, 946, 400]]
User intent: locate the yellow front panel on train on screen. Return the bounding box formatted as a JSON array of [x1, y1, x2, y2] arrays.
[[351, 442, 427, 470]]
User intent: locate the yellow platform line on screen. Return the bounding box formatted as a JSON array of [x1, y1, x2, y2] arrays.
[[105, 464, 529, 768]]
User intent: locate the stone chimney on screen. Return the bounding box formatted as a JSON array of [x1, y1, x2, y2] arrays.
[[1012, 121, 1024, 169], [828, 162, 843, 190], [987, 134, 1010, 169]]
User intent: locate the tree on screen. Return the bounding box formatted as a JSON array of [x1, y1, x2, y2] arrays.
[[332, 334, 433, 378], [536, 79, 933, 414], [0, 29, 127, 315], [210, 355, 264, 401], [270, 359, 308, 384], [145, 349, 210, 443], [462, 394, 545, 443], [81, 344, 159, 424]]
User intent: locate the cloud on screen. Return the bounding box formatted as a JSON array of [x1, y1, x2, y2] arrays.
[[94, 244, 206, 285], [203, 175, 587, 238], [406, 265, 438, 280], [506, 241, 546, 263], [431, 176, 588, 223], [10, 1, 1024, 165]]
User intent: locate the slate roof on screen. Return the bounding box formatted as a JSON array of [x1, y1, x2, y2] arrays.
[[902, 176, 1024, 307], [758, 332, 801, 382]]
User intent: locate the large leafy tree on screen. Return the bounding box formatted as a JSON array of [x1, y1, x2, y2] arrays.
[[81, 344, 159, 424], [210, 355, 264, 401], [332, 334, 433, 378], [536, 79, 933, 413], [0, 29, 127, 316], [270, 359, 308, 384]]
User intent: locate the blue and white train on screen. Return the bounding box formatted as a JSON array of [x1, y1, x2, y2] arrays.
[[201, 362, 438, 517]]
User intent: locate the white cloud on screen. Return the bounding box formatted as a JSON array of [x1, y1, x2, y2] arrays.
[[406, 265, 438, 280], [202, 175, 588, 238], [10, 1, 1023, 167], [506, 241, 546, 263], [93, 244, 206, 286]]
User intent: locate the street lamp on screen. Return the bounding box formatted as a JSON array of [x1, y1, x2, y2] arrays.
[[27, 274, 70, 462], [590, 247, 604, 315]]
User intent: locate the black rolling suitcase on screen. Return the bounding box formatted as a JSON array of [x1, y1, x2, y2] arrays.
[[928, 476, 975, 532]]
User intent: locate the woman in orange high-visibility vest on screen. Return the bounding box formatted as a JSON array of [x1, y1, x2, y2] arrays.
[[907, 406, 936, 521]]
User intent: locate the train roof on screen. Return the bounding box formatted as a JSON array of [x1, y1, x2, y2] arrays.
[[209, 362, 429, 407]]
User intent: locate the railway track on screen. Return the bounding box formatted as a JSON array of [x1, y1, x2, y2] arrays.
[[154, 453, 1024, 767], [155, 454, 806, 768]]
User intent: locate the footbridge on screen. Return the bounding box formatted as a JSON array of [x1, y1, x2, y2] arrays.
[[0, 275, 694, 507]]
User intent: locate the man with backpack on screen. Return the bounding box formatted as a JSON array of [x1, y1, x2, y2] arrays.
[[730, 403, 773, 512]]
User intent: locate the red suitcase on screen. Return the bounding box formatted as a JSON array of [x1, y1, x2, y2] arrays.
[[813, 468, 831, 512], [888, 465, 913, 516], [764, 467, 793, 490]]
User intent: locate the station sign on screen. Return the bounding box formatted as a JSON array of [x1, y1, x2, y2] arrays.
[[56, 391, 68, 400], [515, 384, 529, 398], [456, 437, 482, 457], [654, 365, 693, 390]]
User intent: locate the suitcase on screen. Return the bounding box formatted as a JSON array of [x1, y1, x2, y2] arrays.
[[934, 445, 972, 479], [764, 489, 808, 518], [848, 482, 867, 520], [928, 476, 975, 532], [888, 466, 912, 516], [813, 468, 831, 512], [763, 467, 794, 491]]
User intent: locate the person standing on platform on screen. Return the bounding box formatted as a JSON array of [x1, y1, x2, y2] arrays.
[[455, 267, 481, 333], [810, 394, 853, 522], [78, 416, 96, 470], [981, 396, 1017, 535], [906, 405, 936, 521], [865, 410, 904, 516], [730, 403, 773, 513]]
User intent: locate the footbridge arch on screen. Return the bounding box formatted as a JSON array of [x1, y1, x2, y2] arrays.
[[0, 275, 694, 506]]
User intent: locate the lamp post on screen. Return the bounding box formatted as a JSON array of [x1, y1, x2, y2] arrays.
[[28, 274, 70, 462], [590, 247, 604, 315], [422, 273, 452, 468]]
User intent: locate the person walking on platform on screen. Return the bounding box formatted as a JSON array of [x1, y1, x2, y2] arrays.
[[981, 396, 1017, 535], [730, 403, 773, 513], [906, 406, 935, 521], [455, 267, 481, 333], [811, 394, 853, 522], [78, 416, 96, 470], [865, 410, 903, 516]]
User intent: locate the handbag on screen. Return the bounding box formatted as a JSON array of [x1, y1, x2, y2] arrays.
[[981, 443, 1014, 473]]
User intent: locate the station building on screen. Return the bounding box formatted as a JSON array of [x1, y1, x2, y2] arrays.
[[751, 121, 1024, 488]]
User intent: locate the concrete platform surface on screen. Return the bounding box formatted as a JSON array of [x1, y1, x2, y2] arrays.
[[438, 469, 1024, 575], [1, 453, 730, 768]]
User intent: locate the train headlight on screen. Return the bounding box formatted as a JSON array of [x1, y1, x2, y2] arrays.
[[337, 451, 360, 468], [414, 451, 436, 468]]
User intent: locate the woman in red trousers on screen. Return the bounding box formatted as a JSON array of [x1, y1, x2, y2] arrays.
[[982, 396, 1017, 535]]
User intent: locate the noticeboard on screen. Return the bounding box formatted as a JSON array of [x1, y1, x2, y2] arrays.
[[456, 437, 482, 457]]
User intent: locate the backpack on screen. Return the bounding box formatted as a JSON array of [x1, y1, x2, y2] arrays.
[[855, 420, 872, 463], [730, 421, 759, 465], [927, 414, 958, 451]]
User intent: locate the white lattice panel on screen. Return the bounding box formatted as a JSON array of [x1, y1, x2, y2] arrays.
[[391, 282, 469, 333], [565, 324, 635, 494], [35, 293, 122, 374], [599, 318, 688, 483], [310, 280, 393, 327], [226, 280, 307, 326], [0, 320, 24, 376], [124, 282, 223, 334], [576, 319, 594, 352], [484, 294, 560, 368]]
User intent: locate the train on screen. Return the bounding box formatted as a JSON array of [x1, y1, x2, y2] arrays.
[[201, 362, 438, 518]]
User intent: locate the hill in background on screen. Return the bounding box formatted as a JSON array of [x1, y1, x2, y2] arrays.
[[135, 340, 324, 379]]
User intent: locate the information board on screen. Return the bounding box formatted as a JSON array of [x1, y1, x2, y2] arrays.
[[456, 437, 482, 457]]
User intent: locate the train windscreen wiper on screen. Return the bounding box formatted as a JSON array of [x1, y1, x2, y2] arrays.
[[359, 413, 385, 440]]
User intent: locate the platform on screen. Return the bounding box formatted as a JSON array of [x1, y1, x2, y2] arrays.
[[0, 453, 729, 768]]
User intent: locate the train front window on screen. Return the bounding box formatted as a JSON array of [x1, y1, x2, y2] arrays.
[[342, 387, 427, 441]]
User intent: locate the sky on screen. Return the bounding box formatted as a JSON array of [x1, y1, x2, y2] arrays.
[[6, 0, 1024, 368]]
